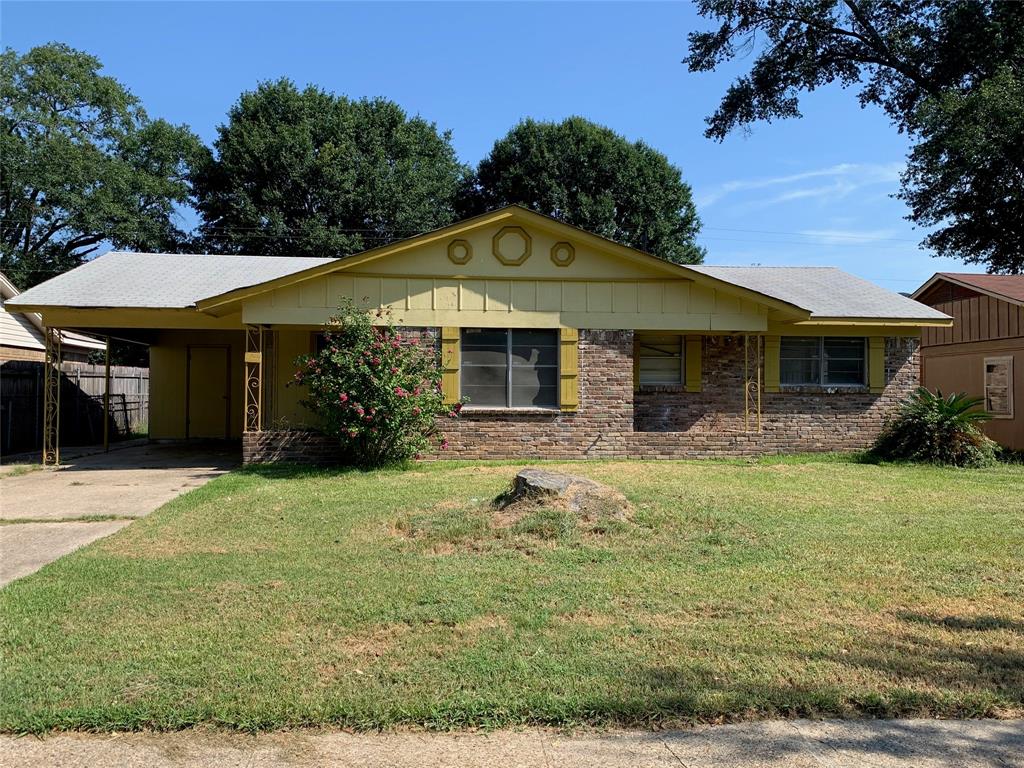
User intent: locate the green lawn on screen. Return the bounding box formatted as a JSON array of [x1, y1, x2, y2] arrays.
[[2, 456, 1022, 732]]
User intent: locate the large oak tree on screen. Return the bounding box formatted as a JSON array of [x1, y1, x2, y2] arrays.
[[685, 0, 1024, 273], [0, 44, 204, 288], [192, 80, 467, 258], [463, 117, 704, 265]]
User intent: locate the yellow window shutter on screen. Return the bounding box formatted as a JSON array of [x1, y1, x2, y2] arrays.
[[685, 335, 702, 392], [560, 327, 579, 411], [868, 336, 885, 393], [441, 327, 460, 405], [764, 335, 781, 393]]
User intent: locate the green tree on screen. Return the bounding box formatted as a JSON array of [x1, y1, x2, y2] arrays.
[[193, 80, 467, 258], [685, 0, 1024, 273], [0, 44, 205, 288], [464, 117, 704, 264], [899, 67, 1023, 274]]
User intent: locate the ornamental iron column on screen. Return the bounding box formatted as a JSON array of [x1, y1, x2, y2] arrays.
[[743, 334, 762, 433], [43, 327, 62, 466], [244, 325, 263, 433]]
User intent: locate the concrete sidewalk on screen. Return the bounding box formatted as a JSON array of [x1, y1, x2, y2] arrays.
[[1, 720, 1021, 768]]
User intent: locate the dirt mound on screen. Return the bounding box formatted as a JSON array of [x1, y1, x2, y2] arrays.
[[493, 468, 633, 527]]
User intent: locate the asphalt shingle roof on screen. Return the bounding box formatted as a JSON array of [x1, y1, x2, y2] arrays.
[[9, 250, 950, 323], [690, 266, 950, 320], [10, 252, 338, 309]]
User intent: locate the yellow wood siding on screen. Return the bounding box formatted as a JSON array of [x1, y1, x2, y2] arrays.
[[441, 327, 460, 405], [559, 327, 579, 411]]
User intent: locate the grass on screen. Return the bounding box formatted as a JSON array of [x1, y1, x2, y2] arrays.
[[1, 455, 1022, 732]]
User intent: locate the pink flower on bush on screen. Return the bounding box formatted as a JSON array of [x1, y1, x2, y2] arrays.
[[440, 439, 449, 450], [412, 407, 421, 416], [390, 366, 399, 374], [452, 402, 464, 414], [339, 393, 348, 403], [371, 357, 381, 366], [394, 386, 407, 397], [355, 407, 365, 416]]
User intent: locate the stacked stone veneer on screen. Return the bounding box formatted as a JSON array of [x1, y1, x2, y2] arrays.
[[241, 329, 919, 463]]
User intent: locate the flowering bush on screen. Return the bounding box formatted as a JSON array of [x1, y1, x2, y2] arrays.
[[292, 300, 463, 467]]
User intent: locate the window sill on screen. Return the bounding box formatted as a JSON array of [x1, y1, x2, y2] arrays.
[[778, 384, 871, 395], [638, 384, 687, 393], [459, 407, 562, 415]]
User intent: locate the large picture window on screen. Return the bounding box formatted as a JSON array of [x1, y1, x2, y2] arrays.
[[636, 335, 683, 385], [461, 328, 558, 408], [780, 337, 866, 386]]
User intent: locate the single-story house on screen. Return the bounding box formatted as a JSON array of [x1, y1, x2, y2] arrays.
[[7, 206, 951, 463], [912, 272, 1024, 450]]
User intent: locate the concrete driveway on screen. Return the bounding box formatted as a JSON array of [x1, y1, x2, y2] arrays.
[[0, 443, 237, 587]]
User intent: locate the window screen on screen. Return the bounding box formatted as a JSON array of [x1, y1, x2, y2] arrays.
[[780, 337, 866, 386], [636, 335, 683, 385], [461, 329, 558, 408]]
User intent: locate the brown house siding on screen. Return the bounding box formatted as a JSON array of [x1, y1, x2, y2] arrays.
[[242, 331, 920, 463], [917, 283, 1024, 450]]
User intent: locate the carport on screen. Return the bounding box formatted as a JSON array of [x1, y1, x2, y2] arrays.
[[6, 252, 333, 465]]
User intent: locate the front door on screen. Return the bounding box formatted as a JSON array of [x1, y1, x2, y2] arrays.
[[187, 346, 230, 439]]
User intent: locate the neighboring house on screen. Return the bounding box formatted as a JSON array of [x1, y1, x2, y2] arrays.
[[6, 206, 950, 463], [2, 272, 148, 456], [912, 273, 1024, 450], [1, 272, 106, 362]]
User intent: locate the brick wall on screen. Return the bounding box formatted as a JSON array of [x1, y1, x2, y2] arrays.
[[243, 429, 343, 465], [242, 331, 919, 464], [630, 335, 919, 457], [439, 330, 635, 459]]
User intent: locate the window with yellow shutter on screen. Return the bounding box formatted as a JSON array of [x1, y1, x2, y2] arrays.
[[460, 328, 558, 409]]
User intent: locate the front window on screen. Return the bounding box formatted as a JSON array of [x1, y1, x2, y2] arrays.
[[461, 328, 558, 408], [781, 337, 866, 386], [984, 356, 1013, 417], [636, 335, 683, 385]]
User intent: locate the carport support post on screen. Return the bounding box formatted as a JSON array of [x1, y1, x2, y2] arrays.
[[103, 336, 110, 452], [42, 327, 62, 466], [244, 325, 263, 433]]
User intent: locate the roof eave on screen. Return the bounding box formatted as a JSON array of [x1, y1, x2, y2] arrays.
[[793, 315, 953, 327]]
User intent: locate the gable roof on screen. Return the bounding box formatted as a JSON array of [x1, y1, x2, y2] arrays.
[[912, 272, 1024, 308], [191, 206, 809, 318], [692, 266, 951, 322], [4, 207, 949, 327], [9, 252, 336, 310]]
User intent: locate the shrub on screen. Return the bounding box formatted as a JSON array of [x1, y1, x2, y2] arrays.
[[292, 300, 462, 467], [872, 387, 997, 467]]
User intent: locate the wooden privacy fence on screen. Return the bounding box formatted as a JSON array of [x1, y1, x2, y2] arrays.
[[0, 361, 149, 456]]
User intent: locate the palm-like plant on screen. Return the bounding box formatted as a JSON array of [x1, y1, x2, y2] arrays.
[[873, 388, 997, 467]]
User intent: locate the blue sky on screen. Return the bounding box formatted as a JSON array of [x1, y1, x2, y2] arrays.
[[2, 0, 967, 291]]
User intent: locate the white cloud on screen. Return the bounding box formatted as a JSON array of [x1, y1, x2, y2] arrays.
[[696, 162, 903, 208], [796, 228, 899, 246]]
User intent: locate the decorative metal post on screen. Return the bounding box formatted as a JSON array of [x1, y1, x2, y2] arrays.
[[43, 327, 62, 466], [244, 325, 263, 433], [103, 336, 111, 452], [743, 334, 763, 433]]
